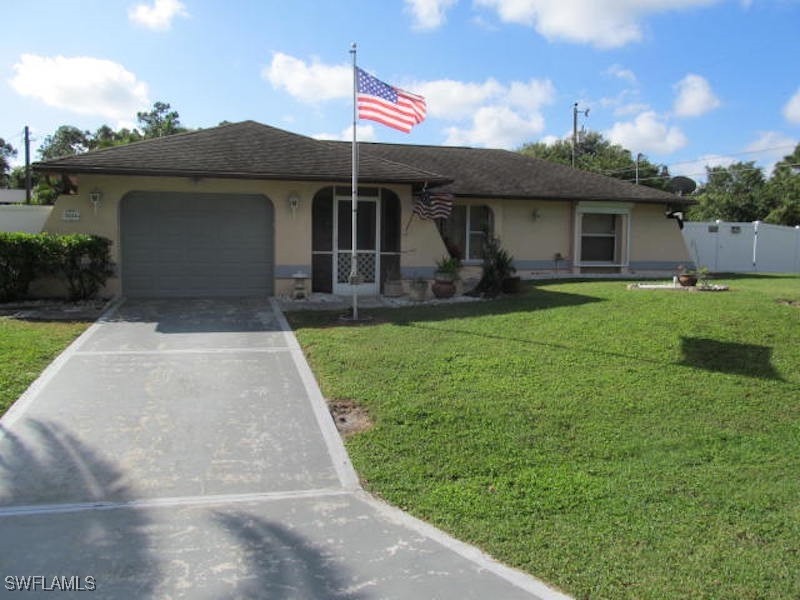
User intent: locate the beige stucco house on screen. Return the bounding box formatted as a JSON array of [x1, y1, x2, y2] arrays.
[[34, 120, 691, 298]]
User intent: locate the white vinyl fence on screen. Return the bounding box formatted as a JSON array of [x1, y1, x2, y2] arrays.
[[682, 221, 800, 273], [0, 205, 52, 233]]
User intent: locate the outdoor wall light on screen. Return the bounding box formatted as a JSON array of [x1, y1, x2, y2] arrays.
[[88, 189, 102, 214], [287, 192, 301, 217]]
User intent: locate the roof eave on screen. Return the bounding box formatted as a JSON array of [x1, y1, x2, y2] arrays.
[[32, 163, 452, 187], [449, 192, 696, 205]]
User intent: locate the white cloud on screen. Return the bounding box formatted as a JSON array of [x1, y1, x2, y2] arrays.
[[414, 78, 504, 119], [416, 76, 554, 120], [614, 102, 652, 117], [128, 0, 188, 31], [783, 88, 800, 125], [313, 124, 377, 142], [671, 154, 737, 181], [424, 76, 554, 147], [404, 0, 458, 30], [673, 74, 721, 117], [263, 53, 351, 103], [475, 0, 718, 48], [605, 64, 637, 84], [9, 54, 150, 122], [538, 134, 562, 145], [606, 111, 687, 154], [445, 105, 545, 148], [745, 131, 798, 175], [507, 79, 556, 111], [263, 52, 554, 148]]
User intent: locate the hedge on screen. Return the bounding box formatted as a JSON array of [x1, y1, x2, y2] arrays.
[[0, 233, 114, 302]]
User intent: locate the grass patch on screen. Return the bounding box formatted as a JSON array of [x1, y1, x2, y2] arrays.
[[0, 318, 90, 416], [288, 275, 800, 599]]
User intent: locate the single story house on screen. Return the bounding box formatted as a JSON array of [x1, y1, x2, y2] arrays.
[[34, 120, 691, 298]]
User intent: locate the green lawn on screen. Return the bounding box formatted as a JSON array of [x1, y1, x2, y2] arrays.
[[288, 275, 800, 600], [0, 318, 90, 416]]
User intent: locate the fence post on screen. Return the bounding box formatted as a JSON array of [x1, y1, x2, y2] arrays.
[[752, 220, 759, 272], [796, 226, 800, 273]]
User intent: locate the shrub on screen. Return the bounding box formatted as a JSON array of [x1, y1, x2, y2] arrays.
[[473, 237, 516, 297], [51, 235, 114, 301], [0, 233, 52, 302], [0, 233, 113, 301]]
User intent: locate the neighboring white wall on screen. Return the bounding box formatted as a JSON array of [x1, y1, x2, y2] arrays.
[[683, 221, 800, 273], [0, 190, 27, 204], [0, 205, 53, 233]]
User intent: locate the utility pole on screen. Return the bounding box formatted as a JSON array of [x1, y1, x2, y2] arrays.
[[572, 103, 589, 168], [635, 152, 643, 185], [24, 126, 31, 203]]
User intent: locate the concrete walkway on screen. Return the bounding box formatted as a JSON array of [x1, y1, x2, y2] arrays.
[[0, 298, 569, 599]]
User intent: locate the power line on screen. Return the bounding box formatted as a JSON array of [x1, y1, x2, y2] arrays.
[[665, 144, 798, 171], [616, 162, 800, 185]]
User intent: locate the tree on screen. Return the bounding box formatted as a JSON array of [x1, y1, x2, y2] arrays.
[[90, 124, 142, 149], [519, 131, 670, 191], [762, 144, 800, 226], [687, 161, 767, 223], [1, 137, 17, 187], [136, 101, 186, 138], [38, 126, 92, 161], [32, 101, 186, 204]]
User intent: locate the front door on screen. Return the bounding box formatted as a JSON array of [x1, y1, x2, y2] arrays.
[[333, 193, 380, 295]]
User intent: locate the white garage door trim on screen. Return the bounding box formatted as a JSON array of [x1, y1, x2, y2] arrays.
[[120, 191, 274, 297]]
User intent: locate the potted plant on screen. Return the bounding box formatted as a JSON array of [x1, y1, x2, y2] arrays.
[[432, 255, 461, 299], [676, 265, 698, 287], [409, 276, 429, 301], [383, 265, 404, 297], [553, 252, 564, 274]]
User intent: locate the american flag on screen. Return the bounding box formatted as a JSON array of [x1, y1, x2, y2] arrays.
[[412, 190, 454, 220], [356, 67, 426, 133]]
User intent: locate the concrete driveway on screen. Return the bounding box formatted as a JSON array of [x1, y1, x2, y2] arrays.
[[0, 298, 568, 599]]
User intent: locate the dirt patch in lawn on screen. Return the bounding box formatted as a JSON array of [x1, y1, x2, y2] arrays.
[[777, 299, 800, 308], [0, 299, 110, 322], [328, 400, 373, 437]]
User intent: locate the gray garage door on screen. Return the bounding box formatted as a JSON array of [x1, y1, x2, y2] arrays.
[[121, 192, 273, 297]]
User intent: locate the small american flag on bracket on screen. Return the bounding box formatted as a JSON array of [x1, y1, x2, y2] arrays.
[[412, 190, 454, 220]]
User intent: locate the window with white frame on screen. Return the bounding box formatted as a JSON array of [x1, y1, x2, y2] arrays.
[[437, 205, 494, 260], [580, 213, 619, 262], [575, 203, 632, 267]]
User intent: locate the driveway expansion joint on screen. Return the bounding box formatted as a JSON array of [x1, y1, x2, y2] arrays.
[[74, 347, 292, 356], [0, 488, 353, 518]]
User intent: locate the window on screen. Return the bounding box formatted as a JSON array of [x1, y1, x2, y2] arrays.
[[575, 203, 631, 270], [438, 205, 493, 260], [580, 213, 621, 262]]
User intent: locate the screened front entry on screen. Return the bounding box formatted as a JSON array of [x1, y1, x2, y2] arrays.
[[312, 187, 401, 295]]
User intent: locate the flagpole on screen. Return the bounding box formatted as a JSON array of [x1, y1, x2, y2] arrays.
[[349, 42, 359, 321]]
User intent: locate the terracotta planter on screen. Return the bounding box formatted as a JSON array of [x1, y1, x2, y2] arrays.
[[678, 274, 697, 287], [432, 279, 456, 299]]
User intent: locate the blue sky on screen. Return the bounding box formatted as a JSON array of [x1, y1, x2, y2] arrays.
[[2, 0, 799, 184]]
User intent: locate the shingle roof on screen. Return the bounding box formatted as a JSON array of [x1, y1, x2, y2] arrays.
[[35, 120, 690, 205], [356, 142, 690, 205], [34, 121, 450, 186]]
